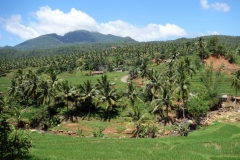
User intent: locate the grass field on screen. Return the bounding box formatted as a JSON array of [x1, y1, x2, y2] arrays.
[[0, 63, 236, 96], [23, 122, 240, 160], [0, 70, 128, 92], [58, 70, 128, 91]]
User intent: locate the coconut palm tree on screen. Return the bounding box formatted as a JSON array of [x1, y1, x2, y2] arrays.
[[0, 93, 5, 113], [47, 69, 61, 106], [77, 80, 97, 120], [152, 85, 176, 125], [96, 75, 121, 121], [146, 69, 164, 101], [231, 70, 240, 107], [59, 80, 73, 113], [24, 70, 39, 104], [197, 37, 206, 61], [124, 81, 141, 121], [8, 79, 18, 97], [182, 56, 196, 78], [176, 62, 191, 119], [37, 80, 52, 106]]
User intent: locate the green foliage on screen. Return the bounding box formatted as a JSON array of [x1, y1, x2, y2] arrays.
[[93, 127, 104, 137], [28, 122, 240, 159], [0, 114, 32, 159], [76, 127, 83, 137], [134, 123, 158, 138], [200, 64, 223, 108], [187, 88, 209, 125], [231, 70, 240, 97], [172, 122, 190, 136], [28, 106, 49, 129], [13, 30, 137, 51]]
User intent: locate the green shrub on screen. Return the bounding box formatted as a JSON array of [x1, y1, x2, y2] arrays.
[[0, 114, 32, 159], [133, 123, 158, 138], [93, 127, 104, 137]]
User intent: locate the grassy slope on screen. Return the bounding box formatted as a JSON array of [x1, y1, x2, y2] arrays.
[[0, 70, 128, 92], [27, 122, 240, 160]]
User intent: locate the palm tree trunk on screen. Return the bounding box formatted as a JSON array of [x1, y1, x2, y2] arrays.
[[165, 105, 169, 126], [66, 97, 69, 117], [183, 100, 185, 119], [88, 105, 91, 121], [108, 109, 111, 122]]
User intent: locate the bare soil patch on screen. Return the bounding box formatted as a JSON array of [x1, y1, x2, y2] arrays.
[[102, 127, 118, 134], [204, 56, 240, 73]]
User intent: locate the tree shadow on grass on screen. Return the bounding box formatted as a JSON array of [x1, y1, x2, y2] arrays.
[[3, 154, 37, 160], [99, 107, 121, 122]]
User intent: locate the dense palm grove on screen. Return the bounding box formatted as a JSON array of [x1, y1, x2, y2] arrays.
[[1, 36, 240, 158]]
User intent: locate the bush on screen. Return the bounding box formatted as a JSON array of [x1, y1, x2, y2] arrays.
[[0, 114, 32, 159], [133, 123, 158, 138], [93, 127, 104, 137], [172, 122, 190, 136]]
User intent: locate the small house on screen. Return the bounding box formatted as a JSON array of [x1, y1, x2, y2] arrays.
[[91, 71, 104, 75]]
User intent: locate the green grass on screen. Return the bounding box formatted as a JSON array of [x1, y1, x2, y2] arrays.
[[0, 65, 236, 96], [58, 71, 128, 91], [27, 122, 240, 160]]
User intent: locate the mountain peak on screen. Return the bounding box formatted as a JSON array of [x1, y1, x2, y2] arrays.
[[14, 30, 138, 50]]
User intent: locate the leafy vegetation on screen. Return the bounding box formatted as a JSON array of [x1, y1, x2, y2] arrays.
[[14, 30, 137, 50], [0, 114, 32, 159], [0, 34, 240, 159], [27, 122, 240, 160]]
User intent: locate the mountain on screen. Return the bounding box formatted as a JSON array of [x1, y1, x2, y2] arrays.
[[14, 30, 138, 50]]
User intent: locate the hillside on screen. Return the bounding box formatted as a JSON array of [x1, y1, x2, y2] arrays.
[[1, 34, 239, 60], [204, 55, 240, 74], [14, 30, 138, 50], [173, 35, 240, 45]]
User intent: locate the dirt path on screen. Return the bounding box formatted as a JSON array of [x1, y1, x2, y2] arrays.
[[121, 75, 129, 83]]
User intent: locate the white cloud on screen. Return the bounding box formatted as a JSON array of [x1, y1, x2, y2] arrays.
[[2, 6, 187, 42], [200, 0, 210, 9], [200, 0, 230, 12], [211, 2, 230, 12], [207, 31, 220, 35], [188, 31, 221, 38], [5, 15, 39, 40], [29, 6, 98, 35], [98, 20, 187, 41]]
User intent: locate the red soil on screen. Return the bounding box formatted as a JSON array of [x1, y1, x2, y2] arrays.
[[204, 56, 240, 74]]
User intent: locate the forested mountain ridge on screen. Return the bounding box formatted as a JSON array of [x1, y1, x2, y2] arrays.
[[0, 34, 239, 60], [173, 35, 240, 45], [14, 30, 138, 50]]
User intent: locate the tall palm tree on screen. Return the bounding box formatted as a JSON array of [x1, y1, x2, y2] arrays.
[[59, 80, 73, 113], [140, 60, 148, 85], [77, 80, 97, 120], [124, 81, 141, 121], [182, 56, 196, 78], [8, 79, 18, 97], [96, 75, 121, 121], [37, 80, 52, 106], [176, 62, 191, 119], [152, 86, 176, 125], [47, 69, 60, 106], [147, 70, 164, 101], [197, 37, 206, 61], [24, 70, 39, 104], [231, 70, 240, 107], [0, 93, 5, 113]]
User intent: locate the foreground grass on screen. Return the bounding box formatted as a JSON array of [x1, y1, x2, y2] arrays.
[[27, 122, 240, 160]]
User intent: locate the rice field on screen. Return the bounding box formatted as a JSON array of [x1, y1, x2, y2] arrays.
[[25, 122, 240, 160]]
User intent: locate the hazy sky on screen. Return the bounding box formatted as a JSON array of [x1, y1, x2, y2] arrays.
[[0, 0, 239, 46]]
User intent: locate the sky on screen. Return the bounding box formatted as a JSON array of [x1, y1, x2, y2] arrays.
[[0, 0, 239, 47]]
